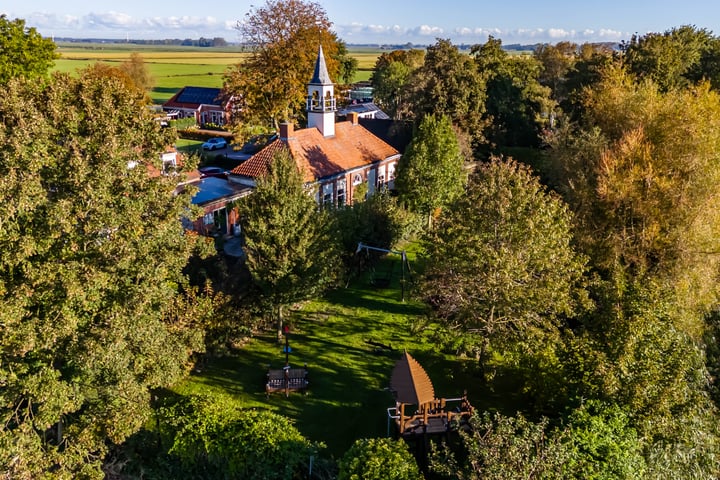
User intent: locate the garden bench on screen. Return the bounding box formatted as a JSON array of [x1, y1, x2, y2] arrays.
[[266, 365, 309, 397]]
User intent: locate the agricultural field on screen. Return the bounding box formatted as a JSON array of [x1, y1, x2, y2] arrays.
[[54, 42, 383, 103]]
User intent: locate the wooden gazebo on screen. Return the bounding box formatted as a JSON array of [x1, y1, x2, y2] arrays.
[[388, 351, 473, 438]]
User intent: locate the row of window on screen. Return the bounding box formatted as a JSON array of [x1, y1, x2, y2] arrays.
[[321, 169, 396, 208]]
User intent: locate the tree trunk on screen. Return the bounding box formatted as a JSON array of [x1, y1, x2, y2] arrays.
[[477, 337, 489, 383], [277, 304, 284, 341]]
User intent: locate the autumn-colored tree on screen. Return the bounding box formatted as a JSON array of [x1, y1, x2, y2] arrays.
[[550, 65, 720, 318], [119, 52, 155, 93], [224, 0, 349, 139]]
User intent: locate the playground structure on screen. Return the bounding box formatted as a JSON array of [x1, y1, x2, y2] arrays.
[[355, 242, 412, 301], [386, 352, 474, 439]]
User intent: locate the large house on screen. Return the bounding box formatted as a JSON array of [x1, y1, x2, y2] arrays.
[[162, 86, 231, 126], [229, 46, 401, 207]]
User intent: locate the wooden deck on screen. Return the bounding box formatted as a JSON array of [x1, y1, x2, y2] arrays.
[[389, 396, 474, 438]]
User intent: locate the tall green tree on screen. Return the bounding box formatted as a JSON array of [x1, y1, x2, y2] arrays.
[[238, 148, 340, 337], [371, 49, 425, 119], [621, 25, 716, 92], [0, 71, 209, 477], [394, 114, 466, 227], [224, 0, 347, 138], [473, 36, 553, 148], [0, 15, 58, 84], [400, 39, 488, 147], [420, 158, 587, 371]]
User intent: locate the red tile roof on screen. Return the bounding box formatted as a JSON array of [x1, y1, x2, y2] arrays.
[[230, 120, 399, 183]]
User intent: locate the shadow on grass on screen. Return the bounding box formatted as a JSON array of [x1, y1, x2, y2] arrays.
[[174, 257, 529, 457]]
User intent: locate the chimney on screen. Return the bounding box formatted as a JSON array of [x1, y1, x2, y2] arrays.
[[279, 122, 294, 140], [348, 111, 359, 125]]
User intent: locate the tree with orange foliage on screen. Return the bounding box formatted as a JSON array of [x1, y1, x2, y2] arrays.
[[224, 0, 352, 139]]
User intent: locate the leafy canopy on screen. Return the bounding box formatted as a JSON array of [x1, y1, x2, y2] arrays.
[[238, 147, 341, 319], [421, 158, 587, 348], [551, 65, 720, 317], [161, 395, 319, 479], [0, 70, 208, 477], [0, 15, 58, 84], [394, 114, 466, 222], [400, 39, 488, 146], [339, 437, 422, 480]]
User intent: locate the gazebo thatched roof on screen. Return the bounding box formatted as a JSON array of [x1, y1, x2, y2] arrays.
[[390, 351, 435, 406]]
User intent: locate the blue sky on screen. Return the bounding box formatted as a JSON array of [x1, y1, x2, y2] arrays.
[[4, 0, 720, 45]]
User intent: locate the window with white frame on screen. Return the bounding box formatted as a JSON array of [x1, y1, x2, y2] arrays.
[[352, 173, 363, 185]]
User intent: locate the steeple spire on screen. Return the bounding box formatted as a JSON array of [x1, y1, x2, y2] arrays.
[[309, 45, 332, 85]]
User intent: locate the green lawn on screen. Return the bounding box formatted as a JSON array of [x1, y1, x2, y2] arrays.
[[175, 253, 518, 457]]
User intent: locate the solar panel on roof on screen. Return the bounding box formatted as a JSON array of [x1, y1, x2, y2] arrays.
[[176, 87, 222, 105]]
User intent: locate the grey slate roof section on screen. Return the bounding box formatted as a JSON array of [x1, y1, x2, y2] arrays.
[[338, 102, 391, 120], [309, 45, 333, 85]]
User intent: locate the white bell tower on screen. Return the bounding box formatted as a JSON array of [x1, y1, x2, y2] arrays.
[[306, 45, 336, 137]]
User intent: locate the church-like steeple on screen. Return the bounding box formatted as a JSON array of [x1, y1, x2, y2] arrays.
[[306, 45, 336, 137], [309, 44, 332, 85]]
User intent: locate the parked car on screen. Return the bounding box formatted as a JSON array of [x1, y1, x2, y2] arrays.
[[202, 137, 228, 150], [198, 166, 229, 178]]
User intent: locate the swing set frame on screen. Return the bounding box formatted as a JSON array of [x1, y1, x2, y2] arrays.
[[355, 242, 412, 301]]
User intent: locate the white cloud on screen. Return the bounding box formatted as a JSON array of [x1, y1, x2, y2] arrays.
[[12, 12, 631, 44], [413, 25, 444, 37]]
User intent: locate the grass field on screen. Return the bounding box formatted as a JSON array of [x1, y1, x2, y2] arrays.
[[54, 43, 382, 104], [174, 252, 523, 458]]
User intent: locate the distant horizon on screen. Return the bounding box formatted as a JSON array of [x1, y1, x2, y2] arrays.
[[50, 36, 622, 49], [5, 0, 720, 46]]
